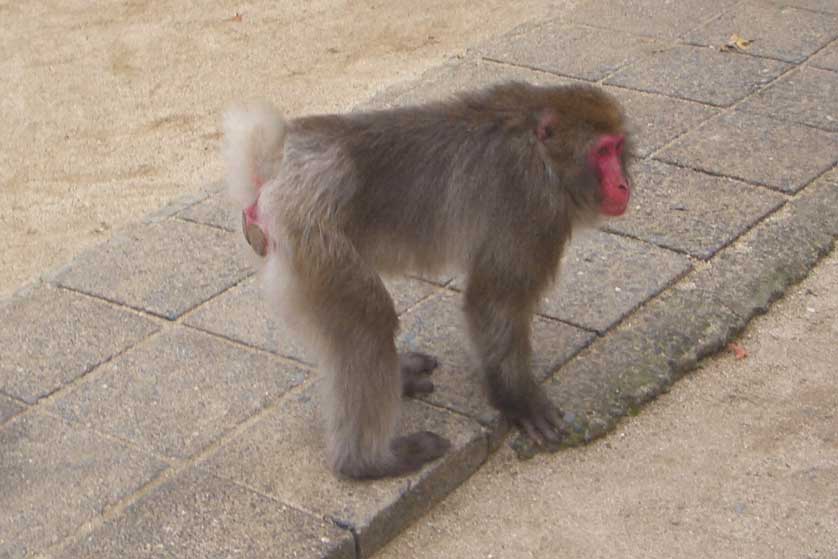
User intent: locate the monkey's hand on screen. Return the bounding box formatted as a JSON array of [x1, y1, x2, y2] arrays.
[[506, 391, 566, 450]]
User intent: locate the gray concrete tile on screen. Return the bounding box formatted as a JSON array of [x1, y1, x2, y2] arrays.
[[606, 86, 721, 157], [687, 3, 838, 63], [361, 57, 578, 110], [811, 40, 838, 71], [477, 20, 662, 81], [656, 111, 838, 193], [738, 67, 838, 131], [0, 286, 159, 403], [55, 469, 354, 559], [607, 160, 787, 259], [55, 220, 252, 320], [541, 230, 692, 332], [184, 274, 438, 362], [561, 0, 731, 39], [48, 327, 307, 459], [177, 191, 239, 232], [202, 382, 487, 558], [605, 45, 791, 107], [0, 394, 24, 424], [184, 275, 311, 362], [397, 292, 596, 424], [0, 412, 166, 557]]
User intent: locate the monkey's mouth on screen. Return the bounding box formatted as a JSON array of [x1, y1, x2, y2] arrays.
[[601, 198, 629, 217]]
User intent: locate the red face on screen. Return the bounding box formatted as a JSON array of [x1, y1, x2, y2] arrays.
[[588, 134, 630, 216]]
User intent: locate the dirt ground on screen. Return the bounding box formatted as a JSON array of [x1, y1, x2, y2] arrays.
[[0, 0, 557, 300], [376, 249, 838, 558]]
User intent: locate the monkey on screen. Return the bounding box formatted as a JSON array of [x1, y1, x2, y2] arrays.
[[222, 82, 632, 479]]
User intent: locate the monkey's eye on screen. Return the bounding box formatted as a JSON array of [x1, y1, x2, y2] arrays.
[[598, 144, 610, 157]]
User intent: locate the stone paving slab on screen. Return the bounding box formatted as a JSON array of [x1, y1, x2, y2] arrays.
[[605, 45, 791, 107], [184, 275, 312, 362], [396, 292, 595, 428], [184, 274, 440, 361], [656, 110, 838, 193], [477, 20, 662, 81], [685, 169, 838, 320], [55, 220, 252, 320], [559, 0, 732, 40], [606, 159, 787, 259], [47, 327, 308, 460], [539, 230, 692, 332], [0, 286, 159, 403], [608, 87, 721, 157], [55, 469, 355, 559], [737, 66, 838, 131], [0, 393, 24, 424], [178, 190, 240, 232], [0, 412, 167, 557], [810, 40, 838, 71], [201, 382, 487, 558], [685, 2, 838, 63]]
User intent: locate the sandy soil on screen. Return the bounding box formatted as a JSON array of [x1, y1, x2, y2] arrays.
[[376, 249, 838, 558], [0, 0, 556, 299]]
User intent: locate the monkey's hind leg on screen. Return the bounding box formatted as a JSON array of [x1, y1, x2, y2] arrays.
[[289, 236, 449, 479], [399, 352, 439, 397]]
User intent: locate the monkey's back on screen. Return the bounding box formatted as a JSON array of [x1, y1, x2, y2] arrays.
[[276, 85, 579, 274]]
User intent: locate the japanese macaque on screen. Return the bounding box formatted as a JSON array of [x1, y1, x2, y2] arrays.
[[223, 82, 632, 479]]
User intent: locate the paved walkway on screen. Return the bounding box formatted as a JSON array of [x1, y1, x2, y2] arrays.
[[2, 2, 836, 558]]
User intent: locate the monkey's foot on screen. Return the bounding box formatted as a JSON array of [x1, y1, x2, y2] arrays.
[[399, 352, 439, 397], [390, 431, 451, 475]]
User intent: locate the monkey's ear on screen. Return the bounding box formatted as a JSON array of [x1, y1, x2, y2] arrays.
[[536, 110, 559, 142]]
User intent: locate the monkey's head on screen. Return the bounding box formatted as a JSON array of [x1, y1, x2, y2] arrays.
[[534, 86, 632, 219]]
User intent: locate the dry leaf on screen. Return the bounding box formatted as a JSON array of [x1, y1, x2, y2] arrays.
[[720, 33, 753, 52], [727, 342, 749, 360]]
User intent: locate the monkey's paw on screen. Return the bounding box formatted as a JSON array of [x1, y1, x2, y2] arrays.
[[509, 396, 567, 451], [400, 352, 439, 397], [391, 431, 451, 475]]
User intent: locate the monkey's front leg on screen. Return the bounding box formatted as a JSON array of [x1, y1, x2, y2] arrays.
[[464, 283, 565, 447]]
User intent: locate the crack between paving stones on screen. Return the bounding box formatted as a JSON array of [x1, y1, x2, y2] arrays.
[[55, 283, 183, 321], [648, 156, 805, 195], [174, 215, 237, 233], [174, 270, 257, 321], [177, 321, 317, 371], [54, 284, 172, 326], [478, 56, 598, 84], [14, 327, 165, 409]]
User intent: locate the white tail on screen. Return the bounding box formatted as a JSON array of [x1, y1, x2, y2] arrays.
[[222, 102, 288, 209]]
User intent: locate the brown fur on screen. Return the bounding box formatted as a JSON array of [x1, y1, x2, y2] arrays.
[[223, 82, 632, 479]]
